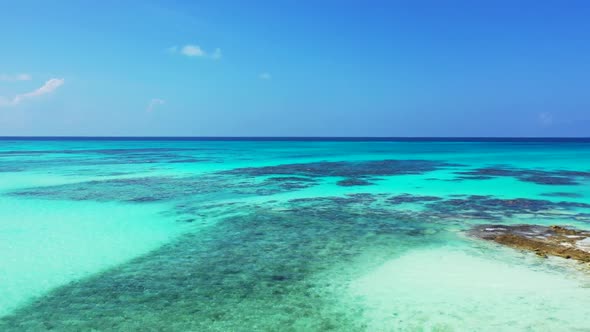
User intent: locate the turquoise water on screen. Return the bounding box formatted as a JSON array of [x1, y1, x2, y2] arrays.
[[0, 139, 589, 331]]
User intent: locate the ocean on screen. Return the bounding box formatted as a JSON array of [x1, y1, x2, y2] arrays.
[[1, 138, 589, 331]]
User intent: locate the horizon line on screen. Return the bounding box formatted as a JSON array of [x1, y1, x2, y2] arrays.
[[0, 136, 588, 142]]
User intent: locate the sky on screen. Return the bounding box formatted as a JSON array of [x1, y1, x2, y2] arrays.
[[0, 0, 589, 137]]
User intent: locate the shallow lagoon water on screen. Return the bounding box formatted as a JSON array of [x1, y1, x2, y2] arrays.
[[0, 139, 589, 331], [0, 198, 185, 317]]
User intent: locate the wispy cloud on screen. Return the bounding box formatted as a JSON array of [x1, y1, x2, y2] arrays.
[[211, 48, 222, 60], [0, 73, 32, 81], [168, 44, 222, 60], [538, 112, 554, 126], [0, 78, 64, 107], [147, 98, 165, 112], [259, 72, 271, 80]]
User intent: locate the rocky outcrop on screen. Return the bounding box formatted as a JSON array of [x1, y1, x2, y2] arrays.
[[469, 224, 590, 263]]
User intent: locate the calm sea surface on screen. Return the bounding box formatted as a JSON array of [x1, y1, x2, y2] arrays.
[[1, 138, 589, 331]]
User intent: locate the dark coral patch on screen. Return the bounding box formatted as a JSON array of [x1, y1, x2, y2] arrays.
[[265, 176, 316, 182], [0, 166, 23, 172], [541, 192, 584, 198], [456, 167, 590, 186], [284, 193, 590, 224], [336, 178, 373, 187], [456, 175, 494, 181], [520, 175, 578, 185], [259, 176, 318, 191], [387, 194, 442, 205], [167, 158, 209, 163], [11, 173, 320, 203], [425, 195, 590, 220], [223, 159, 459, 178]]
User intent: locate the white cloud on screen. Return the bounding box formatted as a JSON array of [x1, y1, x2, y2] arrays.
[[147, 98, 165, 112], [0, 73, 32, 81], [168, 44, 222, 60], [259, 72, 271, 80], [0, 78, 64, 107], [181, 45, 205, 57]]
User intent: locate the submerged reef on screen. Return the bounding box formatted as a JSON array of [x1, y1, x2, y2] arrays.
[[541, 192, 585, 198], [387, 194, 442, 205], [3, 187, 590, 330], [5, 153, 590, 330], [0, 147, 218, 174], [427, 195, 590, 217], [11, 172, 590, 225], [222, 160, 458, 178], [9, 159, 459, 203], [0, 202, 443, 331], [455, 167, 590, 185], [470, 224, 590, 263], [4, 141, 590, 331], [336, 178, 374, 187], [376, 194, 590, 222], [284, 193, 590, 226], [11, 174, 319, 203]]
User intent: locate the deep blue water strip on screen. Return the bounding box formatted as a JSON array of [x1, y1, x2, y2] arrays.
[[0, 137, 589, 142]]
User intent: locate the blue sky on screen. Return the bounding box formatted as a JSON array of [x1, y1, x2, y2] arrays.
[[0, 0, 589, 136]]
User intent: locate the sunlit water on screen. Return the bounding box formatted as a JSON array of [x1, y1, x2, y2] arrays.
[[0, 139, 589, 331]]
